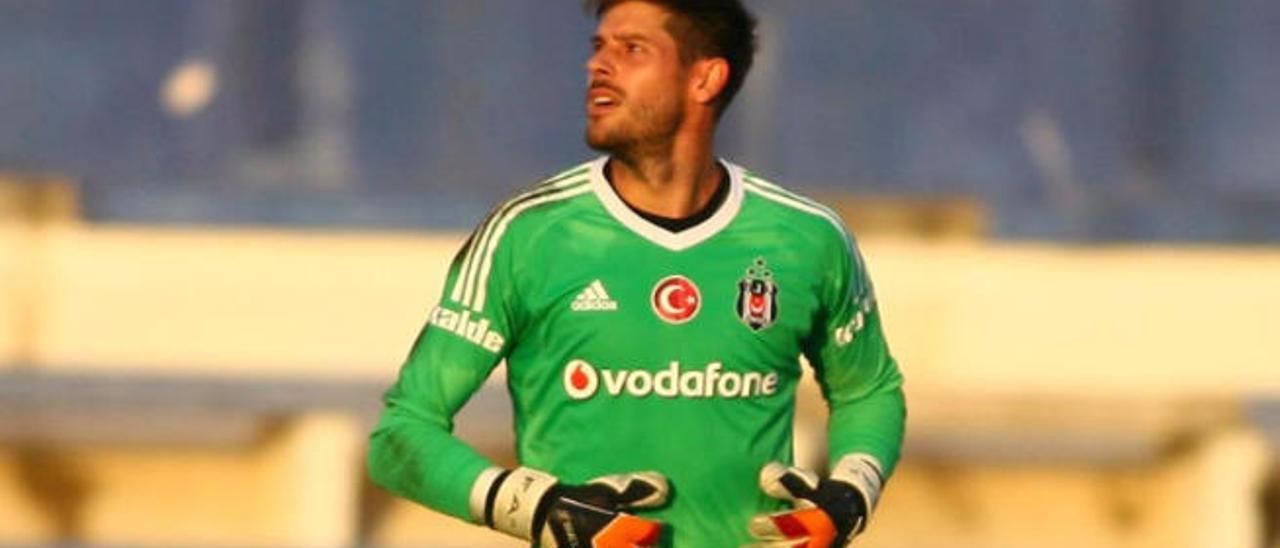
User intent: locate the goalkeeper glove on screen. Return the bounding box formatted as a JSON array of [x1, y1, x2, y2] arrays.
[[471, 466, 669, 547], [745, 454, 884, 548]]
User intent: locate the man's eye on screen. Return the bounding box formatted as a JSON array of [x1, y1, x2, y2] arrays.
[[626, 43, 643, 53]]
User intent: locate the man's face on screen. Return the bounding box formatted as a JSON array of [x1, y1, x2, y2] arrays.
[[585, 1, 688, 154]]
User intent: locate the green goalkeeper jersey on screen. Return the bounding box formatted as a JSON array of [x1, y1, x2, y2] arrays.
[[368, 157, 905, 546]]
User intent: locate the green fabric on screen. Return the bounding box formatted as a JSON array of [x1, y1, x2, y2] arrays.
[[367, 158, 906, 545]]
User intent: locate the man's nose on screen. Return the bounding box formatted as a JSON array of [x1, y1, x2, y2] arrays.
[[586, 50, 614, 78]]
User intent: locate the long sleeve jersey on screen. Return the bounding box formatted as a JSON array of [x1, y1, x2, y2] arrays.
[[368, 157, 906, 546]]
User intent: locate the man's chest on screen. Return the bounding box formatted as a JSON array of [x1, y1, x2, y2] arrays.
[[512, 230, 826, 370]]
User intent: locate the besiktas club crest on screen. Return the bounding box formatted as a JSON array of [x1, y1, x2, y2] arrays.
[[737, 258, 778, 331]]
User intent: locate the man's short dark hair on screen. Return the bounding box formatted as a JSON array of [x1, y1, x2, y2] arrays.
[[587, 0, 758, 117]]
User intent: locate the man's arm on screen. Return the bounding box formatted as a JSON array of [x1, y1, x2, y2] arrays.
[[366, 235, 514, 521], [749, 223, 905, 547], [806, 226, 905, 502], [367, 209, 670, 547]]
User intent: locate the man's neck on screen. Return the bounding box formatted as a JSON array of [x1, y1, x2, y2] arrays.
[[608, 133, 722, 219]]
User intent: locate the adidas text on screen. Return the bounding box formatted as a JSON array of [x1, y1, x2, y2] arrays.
[[571, 300, 618, 311]]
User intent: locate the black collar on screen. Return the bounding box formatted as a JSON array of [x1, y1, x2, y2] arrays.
[[604, 161, 730, 233]]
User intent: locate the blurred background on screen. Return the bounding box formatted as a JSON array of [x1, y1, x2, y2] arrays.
[[0, 1, 1278, 547]]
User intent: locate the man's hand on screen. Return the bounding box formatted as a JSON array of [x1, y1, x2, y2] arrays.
[[477, 466, 669, 547], [744, 455, 883, 548]]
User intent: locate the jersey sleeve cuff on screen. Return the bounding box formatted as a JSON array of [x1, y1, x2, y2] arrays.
[[488, 466, 559, 539]]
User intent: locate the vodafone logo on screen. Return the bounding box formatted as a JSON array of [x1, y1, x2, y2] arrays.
[[564, 359, 600, 400], [561, 359, 780, 401], [651, 275, 700, 324]]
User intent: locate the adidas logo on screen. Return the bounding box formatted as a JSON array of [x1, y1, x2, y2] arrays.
[[571, 280, 619, 312]]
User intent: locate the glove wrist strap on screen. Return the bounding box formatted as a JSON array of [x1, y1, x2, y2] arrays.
[[469, 466, 506, 524], [486, 466, 560, 540], [830, 453, 884, 529]]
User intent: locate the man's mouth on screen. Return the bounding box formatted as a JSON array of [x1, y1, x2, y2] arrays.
[[587, 84, 623, 115]]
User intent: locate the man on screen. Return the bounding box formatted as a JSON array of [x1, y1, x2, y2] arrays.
[[367, 1, 906, 546]]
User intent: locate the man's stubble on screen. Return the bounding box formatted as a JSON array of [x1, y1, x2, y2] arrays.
[[585, 90, 685, 165]]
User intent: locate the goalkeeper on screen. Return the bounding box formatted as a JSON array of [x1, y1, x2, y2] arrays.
[[367, 1, 906, 546]]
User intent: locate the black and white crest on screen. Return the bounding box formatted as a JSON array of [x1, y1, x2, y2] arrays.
[[736, 258, 778, 331]]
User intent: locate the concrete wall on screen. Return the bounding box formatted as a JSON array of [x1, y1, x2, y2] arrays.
[[1, 217, 1277, 547], [8, 224, 1279, 392], [0, 183, 32, 367], [872, 240, 1280, 398], [26, 225, 460, 376]]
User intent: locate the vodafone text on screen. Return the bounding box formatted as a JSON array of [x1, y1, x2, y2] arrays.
[[564, 359, 780, 400]]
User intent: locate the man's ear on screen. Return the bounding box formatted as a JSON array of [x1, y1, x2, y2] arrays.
[[689, 57, 730, 107]]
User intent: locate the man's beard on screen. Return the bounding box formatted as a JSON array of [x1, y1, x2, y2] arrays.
[[585, 98, 683, 161]]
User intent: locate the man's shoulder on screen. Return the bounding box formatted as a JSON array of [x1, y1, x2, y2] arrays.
[[731, 162, 854, 248], [533, 159, 599, 188], [489, 159, 599, 225], [469, 159, 601, 256]]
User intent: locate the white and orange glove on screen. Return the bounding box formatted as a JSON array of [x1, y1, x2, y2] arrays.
[[745, 455, 884, 548], [472, 466, 669, 547]]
